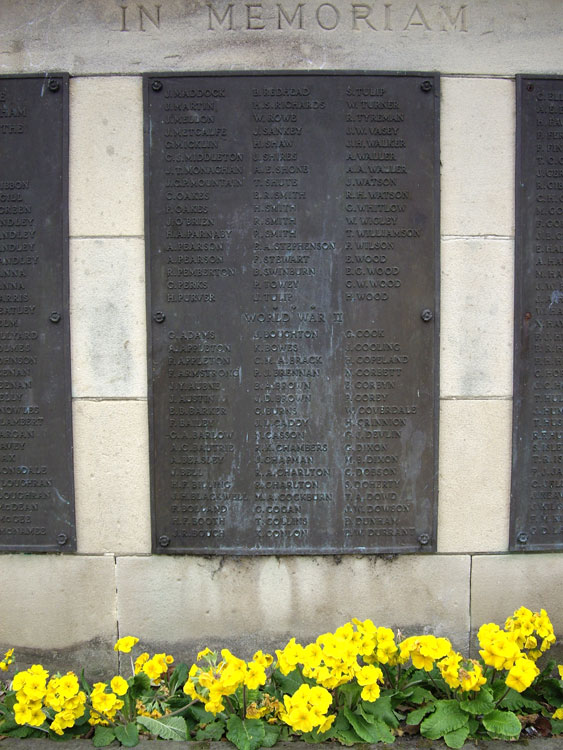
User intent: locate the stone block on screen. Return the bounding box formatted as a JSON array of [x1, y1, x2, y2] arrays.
[[69, 77, 143, 237], [441, 238, 514, 398], [74, 400, 151, 554], [471, 554, 563, 640], [70, 237, 147, 398], [1, 1, 562, 75], [438, 400, 511, 553], [441, 77, 514, 237], [0, 555, 117, 677], [116, 555, 471, 658]]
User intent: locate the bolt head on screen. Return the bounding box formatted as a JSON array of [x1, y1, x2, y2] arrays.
[[153, 311, 166, 324], [49, 311, 61, 323], [159, 535, 170, 547], [421, 308, 433, 322], [152, 80, 163, 92], [48, 79, 60, 92], [57, 533, 68, 545], [517, 532, 528, 544], [421, 80, 432, 92], [418, 533, 430, 545]]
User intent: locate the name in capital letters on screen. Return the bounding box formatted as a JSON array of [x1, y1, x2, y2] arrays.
[[118, 3, 469, 33]]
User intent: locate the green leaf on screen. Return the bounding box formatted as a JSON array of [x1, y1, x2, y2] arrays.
[[420, 700, 468, 740], [93, 725, 117, 747], [114, 722, 139, 747], [332, 712, 363, 746], [459, 686, 494, 715], [343, 707, 394, 743], [5, 725, 42, 739], [406, 704, 433, 726], [551, 718, 563, 735], [494, 684, 542, 712], [536, 677, 563, 707], [137, 715, 188, 741], [444, 725, 470, 749], [129, 672, 151, 700], [226, 716, 266, 750], [186, 704, 216, 724], [360, 694, 399, 728], [261, 722, 281, 747], [272, 667, 305, 695], [408, 685, 435, 704], [482, 709, 521, 739], [169, 663, 189, 694], [195, 720, 225, 740]]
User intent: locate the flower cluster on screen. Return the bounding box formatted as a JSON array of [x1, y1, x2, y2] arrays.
[[275, 620, 389, 698], [12, 665, 87, 735], [504, 606, 556, 660], [0, 648, 14, 672], [182, 647, 272, 714], [279, 683, 334, 733], [398, 635, 452, 671], [438, 652, 487, 692], [134, 651, 174, 682]]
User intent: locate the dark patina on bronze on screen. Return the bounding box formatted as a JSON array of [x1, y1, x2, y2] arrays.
[[511, 76, 563, 552], [145, 72, 440, 554], [0, 75, 75, 552]]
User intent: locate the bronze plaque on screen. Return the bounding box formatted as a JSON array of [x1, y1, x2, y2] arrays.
[[145, 73, 439, 554], [511, 76, 563, 551], [0, 75, 75, 552]]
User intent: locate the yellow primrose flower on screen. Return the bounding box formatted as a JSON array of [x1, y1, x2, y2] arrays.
[[558, 665, 563, 680], [244, 661, 266, 689], [58, 672, 79, 699], [110, 675, 129, 696], [506, 656, 540, 693], [253, 650, 273, 668], [360, 682, 381, 702], [134, 652, 150, 674], [13, 702, 32, 725], [114, 636, 139, 653], [553, 708, 563, 720], [197, 647, 214, 661], [459, 661, 487, 692]]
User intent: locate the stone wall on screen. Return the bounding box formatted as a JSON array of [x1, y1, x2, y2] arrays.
[[0, 0, 562, 675]]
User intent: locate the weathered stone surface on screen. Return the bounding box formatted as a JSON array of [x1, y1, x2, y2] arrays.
[[441, 238, 514, 398], [73, 400, 151, 554], [438, 400, 511, 553], [116, 555, 471, 658], [1, 0, 562, 76], [70, 237, 147, 399], [0, 555, 117, 677], [69, 77, 143, 237], [441, 77, 515, 237]]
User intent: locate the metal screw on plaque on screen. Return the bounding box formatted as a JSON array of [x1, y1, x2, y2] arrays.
[[153, 311, 165, 323], [421, 308, 433, 322], [57, 533, 68, 546], [420, 80, 432, 93], [418, 533, 430, 545], [159, 535, 170, 547], [48, 79, 60, 93], [49, 311, 61, 324], [152, 80, 163, 92], [517, 532, 528, 544]]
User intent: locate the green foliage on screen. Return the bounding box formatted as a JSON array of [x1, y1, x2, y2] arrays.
[[92, 726, 117, 747], [459, 686, 494, 714], [481, 708, 521, 739], [420, 700, 469, 740], [136, 715, 188, 741], [114, 722, 139, 747], [195, 720, 226, 740], [443, 724, 470, 749], [226, 715, 267, 750]]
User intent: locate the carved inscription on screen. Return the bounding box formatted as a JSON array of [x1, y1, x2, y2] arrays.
[[0, 76, 75, 551], [511, 76, 563, 551], [146, 73, 438, 553]]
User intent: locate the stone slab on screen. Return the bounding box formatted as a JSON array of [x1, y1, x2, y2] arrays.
[[440, 238, 514, 398], [70, 237, 147, 399], [0, 554, 117, 678], [440, 77, 514, 238], [437, 400, 511, 553], [471, 553, 563, 637], [116, 554, 471, 658], [73, 400, 151, 554], [1, 1, 562, 76], [1, 737, 562, 749], [69, 77, 143, 237]]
